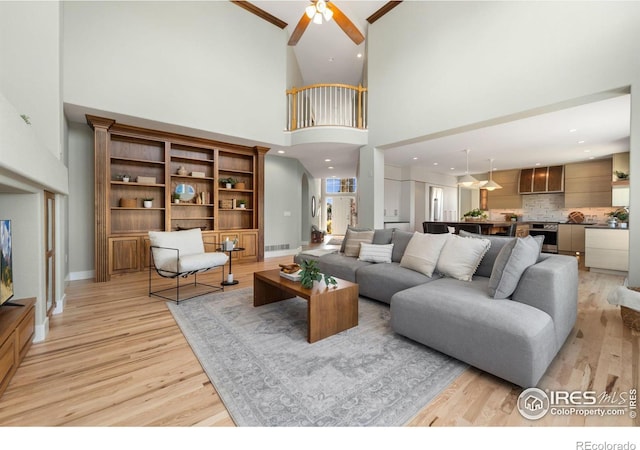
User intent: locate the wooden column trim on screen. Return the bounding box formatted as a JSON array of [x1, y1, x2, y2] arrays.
[[254, 146, 269, 262], [87, 116, 115, 282]]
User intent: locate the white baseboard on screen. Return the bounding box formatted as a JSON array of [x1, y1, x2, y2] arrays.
[[53, 293, 66, 315], [34, 316, 49, 343], [265, 247, 301, 258], [68, 270, 95, 281]]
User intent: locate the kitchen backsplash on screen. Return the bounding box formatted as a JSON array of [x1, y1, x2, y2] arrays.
[[489, 193, 617, 223]]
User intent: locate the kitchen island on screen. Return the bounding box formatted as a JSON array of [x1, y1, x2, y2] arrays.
[[426, 221, 528, 236]]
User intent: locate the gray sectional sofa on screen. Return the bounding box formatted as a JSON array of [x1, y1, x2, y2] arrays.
[[294, 228, 578, 387]]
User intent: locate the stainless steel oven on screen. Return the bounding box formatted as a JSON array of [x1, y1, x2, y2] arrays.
[[528, 222, 558, 253]]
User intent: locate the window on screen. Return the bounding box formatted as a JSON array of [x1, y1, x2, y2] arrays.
[[326, 178, 357, 193]]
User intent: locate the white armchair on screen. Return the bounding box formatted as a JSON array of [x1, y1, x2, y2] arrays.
[[148, 228, 229, 303]]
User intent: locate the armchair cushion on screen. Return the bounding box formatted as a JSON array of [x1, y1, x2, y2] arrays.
[[149, 229, 228, 276]]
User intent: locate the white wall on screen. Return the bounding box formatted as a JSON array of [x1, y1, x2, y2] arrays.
[[63, 1, 287, 146], [264, 155, 306, 254], [368, 1, 640, 283], [67, 122, 95, 279], [368, 2, 640, 147], [0, 1, 68, 341], [0, 1, 63, 160]]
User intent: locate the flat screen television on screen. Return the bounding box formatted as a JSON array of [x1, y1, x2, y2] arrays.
[[1, 219, 14, 306]]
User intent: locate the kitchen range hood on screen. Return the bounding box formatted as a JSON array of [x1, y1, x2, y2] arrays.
[[518, 166, 564, 194]]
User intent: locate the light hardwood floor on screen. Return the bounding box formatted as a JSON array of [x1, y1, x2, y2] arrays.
[[0, 254, 637, 426]]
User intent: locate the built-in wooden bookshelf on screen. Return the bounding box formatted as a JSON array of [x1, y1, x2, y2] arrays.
[[87, 116, 268, 282]]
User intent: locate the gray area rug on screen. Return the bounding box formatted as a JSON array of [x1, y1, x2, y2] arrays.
[[167, 287, 467, 426]]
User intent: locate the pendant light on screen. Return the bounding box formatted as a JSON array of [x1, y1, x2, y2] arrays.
[[482, 158, 503, 191], [457, 149, 478, 187]]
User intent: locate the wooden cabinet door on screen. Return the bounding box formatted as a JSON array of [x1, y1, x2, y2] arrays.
[[532, 167, 548, 192], [572, 225, 586, 253], [109, 237, 140, 275], [557, 224, 572, 253], [518, 168, 533, 193], [239, 231, 258, 260], [547, 166, 564, 192]]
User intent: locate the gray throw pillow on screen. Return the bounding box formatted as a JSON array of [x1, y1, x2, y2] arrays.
[[488, 236, 541, 299]]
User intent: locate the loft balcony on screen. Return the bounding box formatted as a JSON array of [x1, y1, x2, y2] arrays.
[[286, 83, 368, 131]]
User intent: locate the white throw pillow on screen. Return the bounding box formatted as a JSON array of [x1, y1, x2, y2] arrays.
[[488, 236, 541, 299], [358, 242, 394, 263], [436, 234, 491, 281], [400, 232, 451, 277], [343, 229, 374, 257]]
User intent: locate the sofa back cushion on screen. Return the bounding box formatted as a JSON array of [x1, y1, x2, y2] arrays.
[[372, 228, 394, 245], [458, 231, 515, 277], [391, 230, 416, 262]]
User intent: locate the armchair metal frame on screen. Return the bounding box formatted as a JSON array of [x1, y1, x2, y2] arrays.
[[148, 245, 225, 304]]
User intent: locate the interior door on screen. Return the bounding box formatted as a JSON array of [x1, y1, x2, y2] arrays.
[[45, 191, 56, 316], [330, 197, 353, 236]]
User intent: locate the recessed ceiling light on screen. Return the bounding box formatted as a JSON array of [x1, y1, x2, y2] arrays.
[[584, 149, 591, 153], [535, 162, 541, 166], [324, 159, 331, 162], [277, 150, 285, 154], [569, 128, 577, 133], [413, 157, 418, 160], [328, 57, 334, 62], [589, 156, 595, 160], [450, 167, 455, 170], [328, 166, 334, 169], [356, 53, 362, 58], [578, 140, 585, 144], [433, 162, 438, 166]]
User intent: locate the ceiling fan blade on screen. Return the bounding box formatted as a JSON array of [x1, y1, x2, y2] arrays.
[[329, 2, 365, 45], [288, 12, 312, 46]]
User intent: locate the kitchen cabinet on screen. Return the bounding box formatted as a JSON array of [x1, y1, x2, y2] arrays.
[[585, 228, 629, 272], [557, 224, 586, 254], [384, 179, 401, 218], [564, 158, 612, 208], [519, 166, 564, 194], [487, 169, 522, 209]]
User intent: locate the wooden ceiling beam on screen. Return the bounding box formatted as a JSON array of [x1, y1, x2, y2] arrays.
[[230, 1, 288, 29], [367, 1, 402, 24]]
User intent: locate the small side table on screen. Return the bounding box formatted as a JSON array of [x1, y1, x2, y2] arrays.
[[220, 247, 245, 286]]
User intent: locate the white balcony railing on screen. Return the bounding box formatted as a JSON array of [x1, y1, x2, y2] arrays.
[[286, 83, 368, 131]]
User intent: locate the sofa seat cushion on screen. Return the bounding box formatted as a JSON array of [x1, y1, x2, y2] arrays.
[[390, 278, 558, 387], [356, 262, 441, 304], [318, 253, 372, 283]]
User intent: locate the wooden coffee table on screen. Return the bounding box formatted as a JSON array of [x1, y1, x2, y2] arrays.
[[253, 269, 359, 343]]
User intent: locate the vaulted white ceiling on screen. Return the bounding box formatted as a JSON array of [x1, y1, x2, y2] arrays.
[[242, 2, 631, 181]]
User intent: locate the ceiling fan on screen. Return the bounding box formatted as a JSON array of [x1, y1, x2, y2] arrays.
[[288, 0, 365, 46]]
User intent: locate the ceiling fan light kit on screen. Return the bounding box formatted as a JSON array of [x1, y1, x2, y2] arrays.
[[289, 0, 365, 46], [306, 0, 334, 24]]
